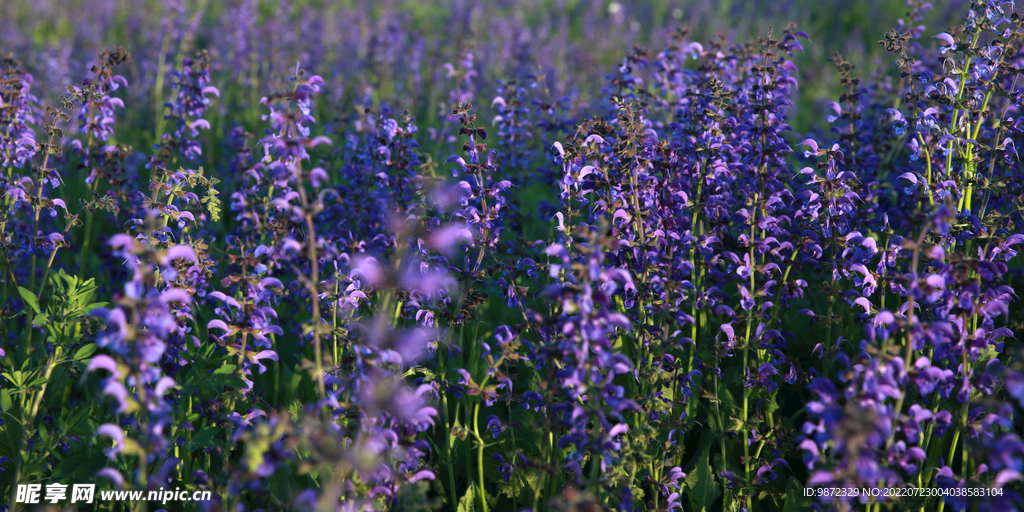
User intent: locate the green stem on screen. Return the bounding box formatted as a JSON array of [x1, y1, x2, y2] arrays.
[[440, 355, 458, 507], [741, 193, 758, 512], [473, 401, 488, 512]]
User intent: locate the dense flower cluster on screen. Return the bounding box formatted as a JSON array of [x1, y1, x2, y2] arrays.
[[2, 1, 1024, 512]]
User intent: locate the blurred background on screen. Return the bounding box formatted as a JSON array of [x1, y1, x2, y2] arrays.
[[1, 0, 966, 153]]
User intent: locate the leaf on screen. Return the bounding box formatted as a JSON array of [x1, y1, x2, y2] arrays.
[[31, 312, 48, 327], [220, 376, 248, 389], [268, 471, 293, 503], [74, 344, 98, 361], [18, 286, 39, 314], [202, 179, 222, 223], [782, 476, 805, 512], [191, 426, 220, 448], [700, 388, 721, 403], [214, 364, 237, 376], [50, 455, 86, 479], [728, 415, 761, 432], [58, 269, 75, 288], [686, 442, 721, 512], [289, 399, 303, 417], [728, 416, 746, 432], [457, 483, 475, 512]]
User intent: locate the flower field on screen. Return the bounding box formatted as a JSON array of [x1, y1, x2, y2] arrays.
[[1, 0, 1024, 511]]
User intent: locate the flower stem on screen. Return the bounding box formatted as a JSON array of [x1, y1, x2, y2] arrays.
[[473, 401, 488, 512]]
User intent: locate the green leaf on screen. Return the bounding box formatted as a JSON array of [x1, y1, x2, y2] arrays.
[[31, 312, 48, 327], [686, 442, 721, 512], [202, 180, 222, 222], [58, 269, 75, 288], [191, 426, 220, 448], [85, 301, 109, 312], [74, 344, 98, 361], [288, 399, 303, 417], [782, 476, 805, 512], [221, 376, 248, 389], [214, 364, 237, 376], [268, 471, 293, 503], [50, 455, 86, 479], [457, 483, 475, 512], [727, 416, 746, 432], [18, 286, 39, 314]]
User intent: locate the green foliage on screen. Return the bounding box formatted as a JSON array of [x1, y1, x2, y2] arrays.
[[686, 438, 722, 512]]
